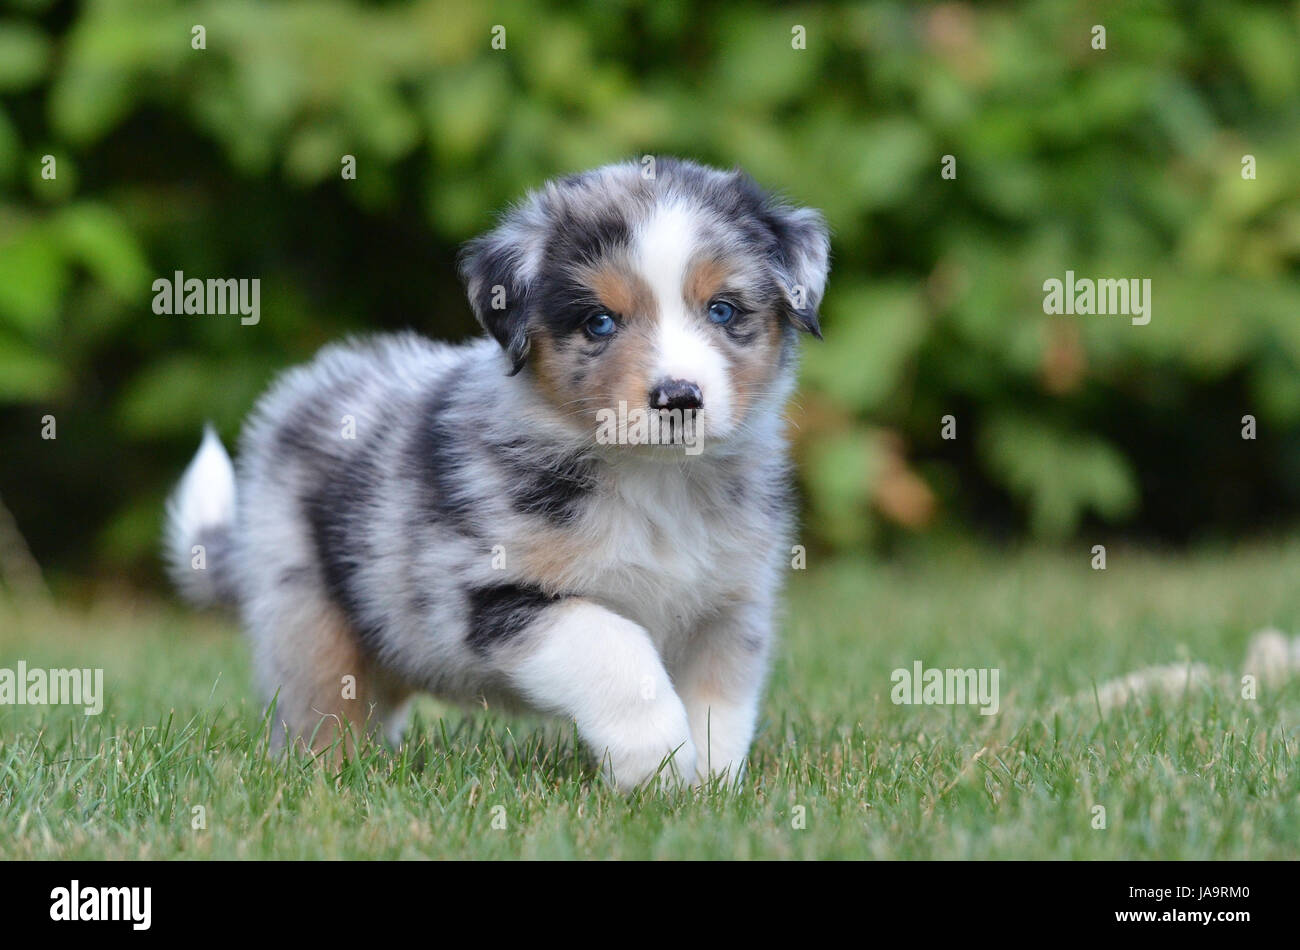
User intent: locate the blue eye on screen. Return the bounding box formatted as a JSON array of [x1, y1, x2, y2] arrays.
[[708, 300, 736, 325], [586, 312, 616, 337]]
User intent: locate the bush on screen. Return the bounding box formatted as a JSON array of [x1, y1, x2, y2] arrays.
[[1, 0, 1299, 585]]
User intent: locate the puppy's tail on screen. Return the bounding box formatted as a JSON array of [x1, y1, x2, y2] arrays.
[[164, 425, 239, 609]]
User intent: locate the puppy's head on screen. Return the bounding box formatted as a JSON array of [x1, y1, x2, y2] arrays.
[[459, 158, 829, 447]]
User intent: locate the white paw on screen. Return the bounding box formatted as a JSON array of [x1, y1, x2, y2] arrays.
[[597, 707, 697, 792]]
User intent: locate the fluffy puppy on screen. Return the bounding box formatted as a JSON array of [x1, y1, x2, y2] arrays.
[[165, 157, 830, 789]]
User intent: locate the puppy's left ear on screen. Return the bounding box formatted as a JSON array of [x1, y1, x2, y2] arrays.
[[766, 204, 830, 338], [458, 225, 537, 374]]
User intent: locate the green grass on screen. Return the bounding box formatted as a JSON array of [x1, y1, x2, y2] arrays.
[[2, 541, 1299, 859]]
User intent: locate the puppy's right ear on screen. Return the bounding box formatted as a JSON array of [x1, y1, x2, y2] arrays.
[[458, 224, 537, 375]]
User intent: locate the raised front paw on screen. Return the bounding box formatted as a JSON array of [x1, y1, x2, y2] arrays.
[[596, 704, 697, 792]]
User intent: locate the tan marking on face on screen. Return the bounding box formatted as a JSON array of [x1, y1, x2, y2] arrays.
[[578, 261, 655, 323], [528, 332, 568, 408], [683, 253, 788, 424], [530, 258, 660, 431], [685, 253, 786, 422], [724, 309, 784, 420], [684, 256, 731, 310], [589, 319, 656, 421]]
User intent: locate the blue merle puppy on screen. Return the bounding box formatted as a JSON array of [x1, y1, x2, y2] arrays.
[[165, 157, 829, 790]]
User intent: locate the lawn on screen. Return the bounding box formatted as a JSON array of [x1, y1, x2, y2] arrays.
[[2, 541, 1298, 860]]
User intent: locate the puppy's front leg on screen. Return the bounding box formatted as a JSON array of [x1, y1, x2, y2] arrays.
[[498, 598, 696, 791], [676, 601, 772, 785]]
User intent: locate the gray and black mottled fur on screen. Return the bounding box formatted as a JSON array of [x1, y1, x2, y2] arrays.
[[166, 157, 830, 789]]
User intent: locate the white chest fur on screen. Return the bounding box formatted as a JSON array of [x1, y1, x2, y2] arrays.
[[573, 457, 771, 651]]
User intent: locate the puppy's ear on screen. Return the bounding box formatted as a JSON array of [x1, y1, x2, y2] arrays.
[[765, 203, 830, 338], [458, 224, 538, 374]]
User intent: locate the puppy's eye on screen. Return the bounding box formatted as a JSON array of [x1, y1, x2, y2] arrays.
[[707, 300, 737, 325], [585, 312, 617, 338]]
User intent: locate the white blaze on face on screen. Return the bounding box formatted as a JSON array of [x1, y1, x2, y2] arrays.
[[633, 202, 734, 437]]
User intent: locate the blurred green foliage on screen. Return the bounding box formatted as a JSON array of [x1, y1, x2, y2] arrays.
[[1, 0, 1300, 585]]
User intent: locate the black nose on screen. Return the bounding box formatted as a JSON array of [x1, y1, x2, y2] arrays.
[[649, 379, 703, 412]]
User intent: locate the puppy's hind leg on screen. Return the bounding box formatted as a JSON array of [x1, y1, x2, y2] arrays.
[[248, 593, 410, 761]]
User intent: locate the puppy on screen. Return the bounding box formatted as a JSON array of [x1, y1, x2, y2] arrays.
[[165, 157, 829, 789]]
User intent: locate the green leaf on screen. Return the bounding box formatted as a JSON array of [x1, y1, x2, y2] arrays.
[[54, 203, 151, 301], [803, 428, 882, 549], [0, 226, 69, 336], [981, 414, 1138, 538], [803, 282, 927, 410], [0, 332, 67, 401], [0, 21, 51, 91]]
